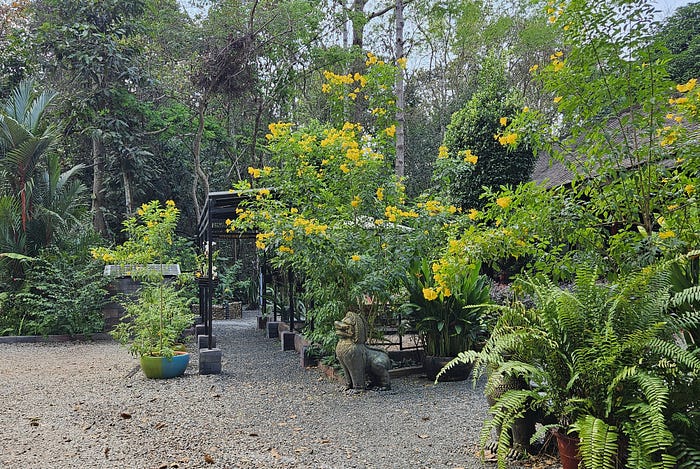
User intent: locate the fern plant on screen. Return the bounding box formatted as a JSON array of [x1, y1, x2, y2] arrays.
[[449, 265, 700, 469]]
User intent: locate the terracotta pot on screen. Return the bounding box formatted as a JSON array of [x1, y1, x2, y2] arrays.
[[140, 351, 190, 379], [422, 355, 473, 382], [553, 429, 581, 469]]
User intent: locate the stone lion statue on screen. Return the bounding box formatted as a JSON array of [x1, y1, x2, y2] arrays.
[[334, 311, 391, 391]]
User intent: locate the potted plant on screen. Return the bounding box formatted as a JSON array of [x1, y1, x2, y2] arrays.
[[400, 257, 491, 381], [454, 265, 700, 469], [93, 200, 195, 379], [110, 283, 194, 378]]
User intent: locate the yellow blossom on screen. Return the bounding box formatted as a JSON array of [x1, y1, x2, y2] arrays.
[[529, 64, 539, 73], [351, 195, 361, 208], [438, 145, 449, 159], [376, 187, 385, 201], [461, 149, 478, 165], [351, 255, 361, 262], [554, 96, 563, 103], [422, 287, 438, 301], [340, 164, 350, 174], [496, 196, 512, 209], [385, 125, 396, 137], [667, 204, 679, 211], [278, 246, 294, 254], [659, 230, 676, 239], [248, 166, 261, 178], [397, 57, 408, 69], [166, 199, 175, 207], [498, 133, 518, 146], [468, 209, 479, 220], [499, 117, 508, 126], [685, 184, 695, 195], [677, 78, 697, 93]]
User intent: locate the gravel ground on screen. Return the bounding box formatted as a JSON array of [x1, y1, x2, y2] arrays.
[[0, 310, 547, 469]]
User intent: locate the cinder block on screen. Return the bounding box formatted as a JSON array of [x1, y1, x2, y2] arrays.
[[281, 331, 296, 351], [199, 348, 222, 375], [198, 334, 216, 349], [300, 345, 318, 368], [266, 321, 279, 339]]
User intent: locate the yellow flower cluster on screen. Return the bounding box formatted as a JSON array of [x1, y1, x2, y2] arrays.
[[278, 245, 294, 254], [384, 205, 419, 222], [438, 145, 449, 159], [266, 122, 294, 140], [422, 287, 438, 301], [351, 195, 361, 208], [419, 200, 457, 216], [459, 149, 478, 165], [365, 52, 384, 67], [255, 232, 275, 250], [497, 133, 518, 146], [385, 125, 396, 137], [376, 187, 384, 201], [248, 166, 261, 178], [351, 254, 361, 262], [496, 196, 512, 208], [499, 117, 508, 126], [677, 78, 697, 93], [293, 216, 328, 236]]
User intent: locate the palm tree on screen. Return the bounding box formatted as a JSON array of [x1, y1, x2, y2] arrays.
[[0, 80, 87, 280]]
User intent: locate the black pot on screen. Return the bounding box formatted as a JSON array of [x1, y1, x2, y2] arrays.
[[422, 355, 473, 382]]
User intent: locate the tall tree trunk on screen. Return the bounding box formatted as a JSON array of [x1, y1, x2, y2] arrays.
[[395, 0, 405, 178], [121, 161, 134, 216], [192, 100, 210, 223], [91, 134, 108, 236]]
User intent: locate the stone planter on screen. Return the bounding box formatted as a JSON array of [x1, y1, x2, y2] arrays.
[[422, 355, 473, 382]]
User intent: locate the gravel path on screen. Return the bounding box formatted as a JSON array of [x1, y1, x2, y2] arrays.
[[0, 310, 507, 469]]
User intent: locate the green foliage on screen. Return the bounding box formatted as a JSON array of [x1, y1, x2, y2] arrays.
[[656, 2, 700, 83], [0, 247, 108, 336], [453, 264, 700, 469], [501, 0, 700, 273], [400, 258, 491, 357], [110, 283, 193, 358], [437, 81, 535, 210]]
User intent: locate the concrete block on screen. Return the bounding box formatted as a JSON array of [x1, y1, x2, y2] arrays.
[[294, 333, 310, 354], [194, 324, 207, 336], [266, 321, 279, 339], [198, 334, 216, 349], [300, 345, 319, 368], [199, 348, 222, 375], [281, 331, 296, 351]]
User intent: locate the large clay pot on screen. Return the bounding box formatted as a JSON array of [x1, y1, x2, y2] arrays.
[[140, 351, 190, 379], [422, 355, 473, 382], [553, 429, 581, 469]]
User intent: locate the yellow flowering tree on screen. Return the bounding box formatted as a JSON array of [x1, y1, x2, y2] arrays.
[[501, 0, 700, 271]]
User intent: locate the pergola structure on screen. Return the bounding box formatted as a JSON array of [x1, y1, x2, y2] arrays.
[[196, 190, 260, 362]]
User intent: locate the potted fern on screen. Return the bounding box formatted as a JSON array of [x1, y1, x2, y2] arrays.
[[452, 265, 700, 469], [93, 200, 195, 379]]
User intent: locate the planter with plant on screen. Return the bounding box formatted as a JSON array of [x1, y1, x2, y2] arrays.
[[451, 265, 700, 469], [400, 257, 491, 381], [92, 200, 195, 379]]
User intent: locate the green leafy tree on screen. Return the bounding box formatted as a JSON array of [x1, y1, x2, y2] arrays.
[[657, 2, 700, 83], [436, 71, 535, 211]]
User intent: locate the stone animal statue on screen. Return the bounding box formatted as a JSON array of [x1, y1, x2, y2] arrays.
[[334, 311, 391, 391]]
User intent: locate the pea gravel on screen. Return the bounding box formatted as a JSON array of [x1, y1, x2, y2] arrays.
[[0, 311, 538, 469]]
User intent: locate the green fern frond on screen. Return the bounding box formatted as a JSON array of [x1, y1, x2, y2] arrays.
[[671, 285, 700, 309], [573, 414, 619, 469]]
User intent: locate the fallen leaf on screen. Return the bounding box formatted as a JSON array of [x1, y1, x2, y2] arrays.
[[417, 434, 429, 439], [421, 416, 430, 421], [120, 412, 131, 419], [270, 448, 281, 459], [104, 447, 110, 458], [155, 422, 167, 430], [320, 439, 330, 444], [158, 464, 168, 469], [204, 453, 215, 464], [248, 433, 259, 437]]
